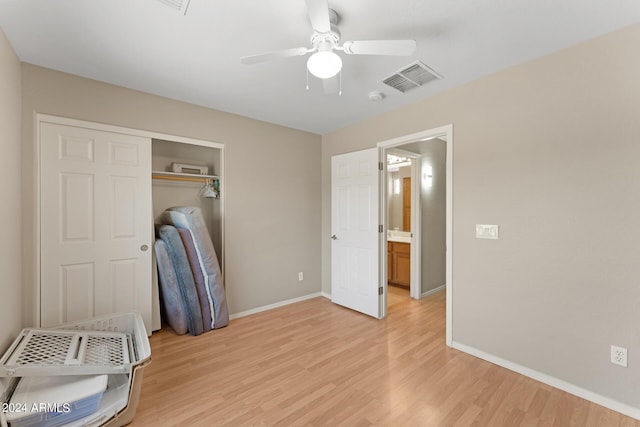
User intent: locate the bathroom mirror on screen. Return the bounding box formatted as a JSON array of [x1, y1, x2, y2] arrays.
[[387, 159, 412, 232]]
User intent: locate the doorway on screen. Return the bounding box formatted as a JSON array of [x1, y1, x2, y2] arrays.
[[378, 125, 453, 345], [386, 150, 421, 302]]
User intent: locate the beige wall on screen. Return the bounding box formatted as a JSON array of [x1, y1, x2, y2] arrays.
[[420, 140, 446, 293], [0, 29, 22, 352], [21, 64, 322, 325], [322, 23, 640, 409]]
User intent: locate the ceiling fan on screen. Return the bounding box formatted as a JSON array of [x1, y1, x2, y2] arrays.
[[240, 0, 417, 94]]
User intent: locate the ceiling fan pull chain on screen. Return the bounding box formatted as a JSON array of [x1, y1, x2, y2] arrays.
[[306, 68, 310, 91], [339, 70, 342, 96]]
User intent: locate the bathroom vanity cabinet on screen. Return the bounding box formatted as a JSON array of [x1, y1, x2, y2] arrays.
[[388, 241, 411, 288]]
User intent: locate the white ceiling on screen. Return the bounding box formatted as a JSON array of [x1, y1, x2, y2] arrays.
[[1, 0, 639, 135]]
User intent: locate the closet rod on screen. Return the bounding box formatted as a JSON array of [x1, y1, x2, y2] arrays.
[[152, 170, 218, 183]]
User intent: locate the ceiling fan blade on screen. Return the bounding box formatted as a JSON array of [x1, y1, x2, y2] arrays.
[[342, 40, 417, 56], [305, 0, 331, 33], [240, 47, 310, 64], [322, 75, 340, 94]]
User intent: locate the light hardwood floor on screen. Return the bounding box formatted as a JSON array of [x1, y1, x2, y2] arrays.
[[130, 289, 639, 426]]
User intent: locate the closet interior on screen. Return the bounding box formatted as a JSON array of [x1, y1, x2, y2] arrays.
[[151, 139, 223, 266], [151, 138, 224, 331]]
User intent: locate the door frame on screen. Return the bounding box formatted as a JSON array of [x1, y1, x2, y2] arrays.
[[385, 147, 423, 301], [34, 114, 225, 328], [378, 124, 453, 346]]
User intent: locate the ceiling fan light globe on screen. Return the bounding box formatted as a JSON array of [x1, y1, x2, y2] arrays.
[[307, 51, 342, 79]]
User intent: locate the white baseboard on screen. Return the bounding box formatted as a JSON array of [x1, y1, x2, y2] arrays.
[[452, 341, 640, 421], [321, 291, 331, 299], [421, 285, 445, 299], [229, 292, 323, 320]]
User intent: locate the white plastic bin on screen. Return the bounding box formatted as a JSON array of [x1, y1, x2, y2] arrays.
[[0, 312, 150, 427], [5, 375, 108, 427], [53, 312, 151, 427]]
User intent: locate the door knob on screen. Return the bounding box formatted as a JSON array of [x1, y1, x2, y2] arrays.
[[331, 235, 338, 240], [140, 244, 149, 252]]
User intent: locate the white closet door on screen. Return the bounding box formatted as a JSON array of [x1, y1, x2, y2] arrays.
[[40, 122, 153, 332]]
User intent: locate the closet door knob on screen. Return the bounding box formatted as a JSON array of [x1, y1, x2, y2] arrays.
[[331, 235, 338, 240], [140, 244, 149, 252]]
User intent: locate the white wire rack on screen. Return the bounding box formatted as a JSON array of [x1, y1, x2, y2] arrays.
[[0, 329, 132, 378]]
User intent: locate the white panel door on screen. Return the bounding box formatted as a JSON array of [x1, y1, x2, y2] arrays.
[[40, 122, 152, 332], [331, 148, 381, 318]]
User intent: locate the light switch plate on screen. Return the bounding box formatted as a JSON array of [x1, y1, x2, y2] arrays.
[[476, 224, 499, 240]]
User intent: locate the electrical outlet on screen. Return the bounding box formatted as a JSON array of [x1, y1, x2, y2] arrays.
[[298, 272, 304, 281], [611, 345, 627, 367]]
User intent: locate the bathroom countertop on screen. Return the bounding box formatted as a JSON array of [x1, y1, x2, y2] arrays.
[[387, 230, 411, 244]]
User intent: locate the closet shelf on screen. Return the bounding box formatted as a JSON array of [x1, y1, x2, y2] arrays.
[[152, 170, 218, 183]]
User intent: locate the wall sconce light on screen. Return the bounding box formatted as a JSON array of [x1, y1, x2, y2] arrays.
[[423, 165, 433, 188]]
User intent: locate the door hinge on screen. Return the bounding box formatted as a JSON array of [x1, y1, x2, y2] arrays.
[[378, 287, 384, 295], [378, 224, 383, 233], [378, 162, 383, 171]]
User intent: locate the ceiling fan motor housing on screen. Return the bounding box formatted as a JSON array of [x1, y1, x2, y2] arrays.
[[310, 26, 340, 50]]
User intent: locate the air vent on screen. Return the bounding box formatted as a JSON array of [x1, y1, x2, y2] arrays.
[[156, 0, 191, 14], [382, 61, 443, 93]]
